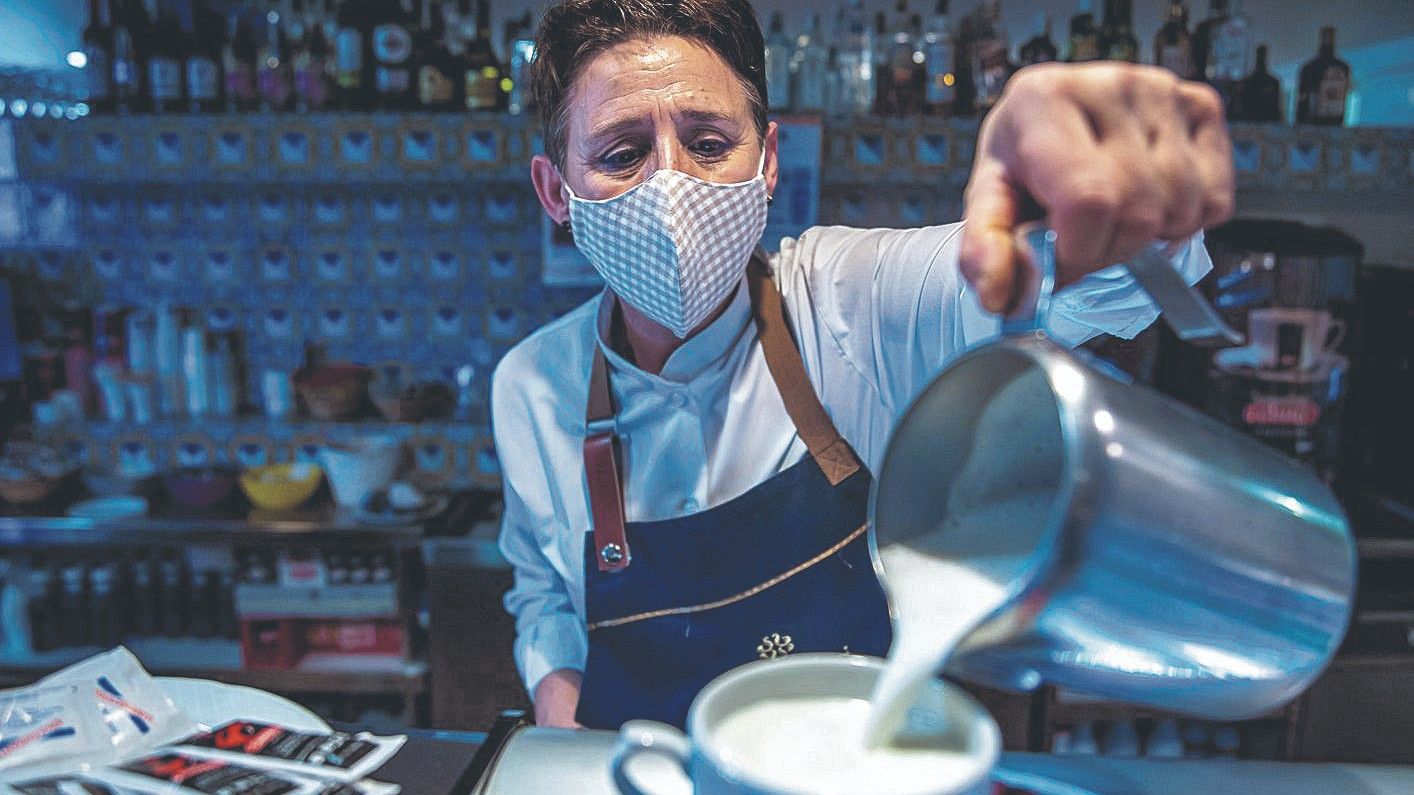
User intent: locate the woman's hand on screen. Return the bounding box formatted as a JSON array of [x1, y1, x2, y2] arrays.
[[960, 62, 1235, 314], [533, 668, 585, 729]]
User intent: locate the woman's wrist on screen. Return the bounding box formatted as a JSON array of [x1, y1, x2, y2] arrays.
[[533, 668, 584, 728]]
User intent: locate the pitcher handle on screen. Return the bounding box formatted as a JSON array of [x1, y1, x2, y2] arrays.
[[1002, 223, 1244, 349], [611, 720, 692, 795]]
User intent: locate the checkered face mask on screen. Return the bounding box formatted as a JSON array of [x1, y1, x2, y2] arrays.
[[565, 160, 769, 338]]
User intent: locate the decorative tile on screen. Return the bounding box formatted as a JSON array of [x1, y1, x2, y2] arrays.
[[275, 128, 313, 166], [428, 249, 459, 280], [337, 128, 376, 166], [212, 128, 250, 168], [399, 127, 438, 164], [464, 128, 501, 164]]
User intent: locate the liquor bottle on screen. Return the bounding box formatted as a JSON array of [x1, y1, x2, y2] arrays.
[[111, 0, 142, 113], [1153, 0, 1194, 78], [764, 11, 792, 112], [417, 0, 458, 110], [1191, 0, 1227, 81], [832, 0, 873, 115], [257, 3, 292, 111], [1296, 27, 1350, 126], [222, 3, 258, 112], [294, 0, 334, 110], [1235, 43, 1281, 123], [335, 0, 371, 109], [882, 6, 927, 115], [461, 0, 503, 112], [791, 12, 830, 113], [922, 0, 955, 115], [186, 0, 224, 113], [506, 11, 535, 115], [145, 0, 184, 113], [871, 11, 889, 113], [968, 0, 1010, 115], [1067, 0, 1100, 62], [1018, 12, 1058, 67], [1208, 0, 1251, 85], [1099, 0, 1138, 63], [371, 0, 417, 110], [82, 0, 115, 113]]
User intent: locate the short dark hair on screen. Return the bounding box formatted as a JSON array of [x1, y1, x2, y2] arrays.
[[530, 0, 768, 171]]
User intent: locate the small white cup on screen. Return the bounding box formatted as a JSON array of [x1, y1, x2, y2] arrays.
[[1247, 308, 1344, 371], [612, 654, 999, 795]]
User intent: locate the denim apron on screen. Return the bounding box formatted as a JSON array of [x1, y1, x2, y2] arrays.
[[575, 258, 893, 730]]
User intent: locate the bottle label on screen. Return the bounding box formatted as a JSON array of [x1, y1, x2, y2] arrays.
[[375, 66, 411, 93], [465, 68, 500, 110], [187, 57, 219, 100], [336, 28, 363, 81], [225, 63, 255, 100], [372, 24, 412, 65], [1316, 68, 1348, 119], [85, 46, 112, 100], [114, 57, 138, 90], [418, 65, 455, 105], [258, 66, 290, 106], [296, 63, 330, 108], [1071, 37, 1099, 61], [149, 57, 182, 100], [1158, 45, 1193, 78]]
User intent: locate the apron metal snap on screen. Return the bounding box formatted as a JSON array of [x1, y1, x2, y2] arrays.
[[600, 543, 625, 564], [757, 633, 794, 659]]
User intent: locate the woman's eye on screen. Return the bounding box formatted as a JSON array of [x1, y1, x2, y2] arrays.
[[599, 148, 642, 170], [691, 139, 729, 157]]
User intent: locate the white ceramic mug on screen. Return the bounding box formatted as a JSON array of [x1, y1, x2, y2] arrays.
[[611, 654, 999, 795], [317, 436, 402, 508], [1247, 308, 1344, 371]]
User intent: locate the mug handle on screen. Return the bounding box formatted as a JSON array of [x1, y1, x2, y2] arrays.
[[1325, 318, 1346, 352], [611, 720, 693, 795]]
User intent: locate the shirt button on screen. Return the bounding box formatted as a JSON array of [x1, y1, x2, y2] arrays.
[[669, 392, 688, 409], [682, 498, 701, 513]]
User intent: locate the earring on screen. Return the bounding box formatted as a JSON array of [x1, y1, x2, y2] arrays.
[[560, 219, 572, 231], [766, 195, 774, 206]]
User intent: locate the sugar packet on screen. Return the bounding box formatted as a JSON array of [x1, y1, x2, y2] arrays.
[[41, 648, 197, 754], [175, 722, 405, 783], [88, 752, 397, 795], [0, 684, 112, 775]]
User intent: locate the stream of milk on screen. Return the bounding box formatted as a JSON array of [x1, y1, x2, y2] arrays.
[[861, 490, 1052, 748]]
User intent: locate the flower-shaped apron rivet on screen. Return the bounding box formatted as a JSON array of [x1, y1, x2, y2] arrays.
[[757, 633, 794, 659]]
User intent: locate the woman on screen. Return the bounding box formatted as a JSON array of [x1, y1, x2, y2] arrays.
[[495, 0, 1233, 729]]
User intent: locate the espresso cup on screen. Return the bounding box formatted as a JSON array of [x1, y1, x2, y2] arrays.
[[611, 654, 999, 795], [1247, 308, 1345, 371]]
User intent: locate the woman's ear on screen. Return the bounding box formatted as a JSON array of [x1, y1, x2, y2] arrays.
[[763, 121, 780, 200], [531, 154, 571, 226]]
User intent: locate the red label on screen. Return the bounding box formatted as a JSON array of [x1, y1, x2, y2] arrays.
[[1244, 399, 1321, 426]]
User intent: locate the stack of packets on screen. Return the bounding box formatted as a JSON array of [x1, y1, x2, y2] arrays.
[[0, 648, 406, 795]]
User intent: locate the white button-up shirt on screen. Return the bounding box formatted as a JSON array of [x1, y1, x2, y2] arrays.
[[492, 224, 1212, 694]]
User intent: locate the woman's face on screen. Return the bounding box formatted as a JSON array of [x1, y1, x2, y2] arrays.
[[555, 35, 775, 200]]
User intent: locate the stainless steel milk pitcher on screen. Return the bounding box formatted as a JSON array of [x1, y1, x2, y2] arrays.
[[870, 224, 1356, 720]]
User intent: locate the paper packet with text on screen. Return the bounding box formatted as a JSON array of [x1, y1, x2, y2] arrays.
[[41, 648, 197, 755], [174, 722, 404, 783], [87, 752, 397, 795], [0, 684, 112, 775]]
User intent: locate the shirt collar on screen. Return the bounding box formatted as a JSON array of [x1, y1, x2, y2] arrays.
[[596, 274, 754, 385]]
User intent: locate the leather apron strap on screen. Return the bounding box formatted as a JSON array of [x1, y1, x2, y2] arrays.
[[583, 251, 862, 572]]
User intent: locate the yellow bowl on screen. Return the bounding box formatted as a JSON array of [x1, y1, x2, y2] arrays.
[[239, 463, 323, 511]]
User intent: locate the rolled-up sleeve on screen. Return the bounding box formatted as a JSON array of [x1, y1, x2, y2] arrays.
[[784, 225, 1213, 416], [492, 358, 588, 696]]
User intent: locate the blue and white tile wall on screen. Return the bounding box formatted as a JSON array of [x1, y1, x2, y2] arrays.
[[1, 114, 1410, 487]]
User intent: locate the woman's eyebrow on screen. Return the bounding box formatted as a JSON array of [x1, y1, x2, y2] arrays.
[[585, 115, 647, 143], [679, 109, 739, 127]]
